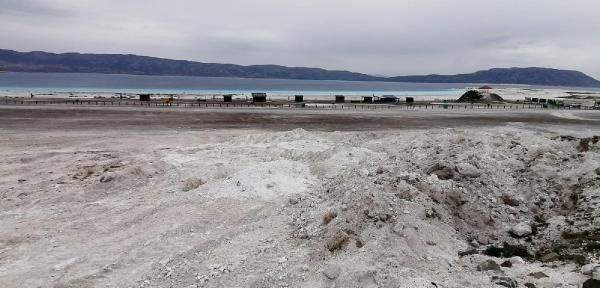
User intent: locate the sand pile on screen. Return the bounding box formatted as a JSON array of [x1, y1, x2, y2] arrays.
[[132, 128, 599, 288], [1, 127, 599, 288]]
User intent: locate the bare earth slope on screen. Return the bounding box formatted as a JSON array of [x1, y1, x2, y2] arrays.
[[0, 107, 599, 288]]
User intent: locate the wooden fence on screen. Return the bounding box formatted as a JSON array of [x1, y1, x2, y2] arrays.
[[1, 99, 598, 111]]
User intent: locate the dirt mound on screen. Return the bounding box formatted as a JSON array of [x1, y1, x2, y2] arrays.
[[282, 128, 599, 287], [2, 127, 599, 288], [457, 90, 504, 103]]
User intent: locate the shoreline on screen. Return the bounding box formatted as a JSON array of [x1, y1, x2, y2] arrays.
[[3, 87, 600, 104]]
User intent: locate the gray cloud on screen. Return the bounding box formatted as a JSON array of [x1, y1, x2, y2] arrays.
[[1, 0, 600, 78], [0, 0, 71, 16]]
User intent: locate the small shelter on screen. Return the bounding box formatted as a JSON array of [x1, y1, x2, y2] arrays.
[[405, 97, 414, 103], [139, 94, 151, 101], [363, 96, 373, 103], [335, 95, 345, 103], [380, 95, 398, 103], [295, 95, 304, 102], [457, 90, 504, 103], [251, 93, 267, 102], [223, 94, 233, 102]]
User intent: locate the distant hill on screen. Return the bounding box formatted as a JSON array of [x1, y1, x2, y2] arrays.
[[0, 49, 378, 81], [1, 49, 599, 87], [388, 67, 600, 87]]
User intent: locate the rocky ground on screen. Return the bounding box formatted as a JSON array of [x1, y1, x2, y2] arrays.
[[1, 108, 599, 288]]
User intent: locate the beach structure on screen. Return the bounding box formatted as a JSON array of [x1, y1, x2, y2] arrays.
[[380, 95, 398, 103], [251, 93, 267, 102], [335, 95, 345, 103], [223, 94, 233, 102], [560, 98, 597, 108], [138, 94, 151, 101], [363, 96, 373, 103], [160, 96, 173, 104], [457, 90, 504, 103], [405, 97, 414, 103], [295, 95, 304, 102]]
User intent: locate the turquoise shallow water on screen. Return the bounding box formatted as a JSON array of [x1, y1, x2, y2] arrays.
[[1, 72, 595, 97]]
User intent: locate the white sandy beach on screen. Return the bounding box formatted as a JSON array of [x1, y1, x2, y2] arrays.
[[2, 86, 600, 103]]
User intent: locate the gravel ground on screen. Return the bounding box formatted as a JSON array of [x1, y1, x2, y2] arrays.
[[0, 106, 599, 288]]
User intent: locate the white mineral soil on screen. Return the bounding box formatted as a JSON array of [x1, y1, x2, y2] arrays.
[[1, 124, 599, 288]]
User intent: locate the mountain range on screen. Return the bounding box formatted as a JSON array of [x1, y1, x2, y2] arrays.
[[1, 49, 599, 87], [388, 68, 600, 87]]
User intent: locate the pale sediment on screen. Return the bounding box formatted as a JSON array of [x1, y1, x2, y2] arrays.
[[0, 107, 599, 287]]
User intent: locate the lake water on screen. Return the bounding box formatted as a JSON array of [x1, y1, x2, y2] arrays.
[[0, 72, 587, 98], [0, 72, 476, 97]]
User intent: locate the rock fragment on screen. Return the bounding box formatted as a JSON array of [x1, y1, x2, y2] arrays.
[[182, 178, 204, 192], [426, 163, 454, 180], [583, 279, 600, 288], [322, 211, 338, 225], [326, 230, 349, 252], [528, 271, 549, 279], [288, 197, 299, 205], [477, 260, 501, 272], [501, 194, 520, 207], [99, 175, 114, 183], [577, 138, 591, 152], [456, 163, 481, 178], [509, 256, 525, 265], [500, 260, 512, 268], [582, 264, 598, 276], [540, 252, 559, 262], [557, 135, 577, 141], [484, 243, 531, 259], [492, 276, 518, 288], [510, 223, 532, 237], [322, 264, 341, 280], [477, 234, 490, 245]]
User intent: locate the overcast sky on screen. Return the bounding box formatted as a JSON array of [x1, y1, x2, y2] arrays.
[[2, 0, 600, 78]]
